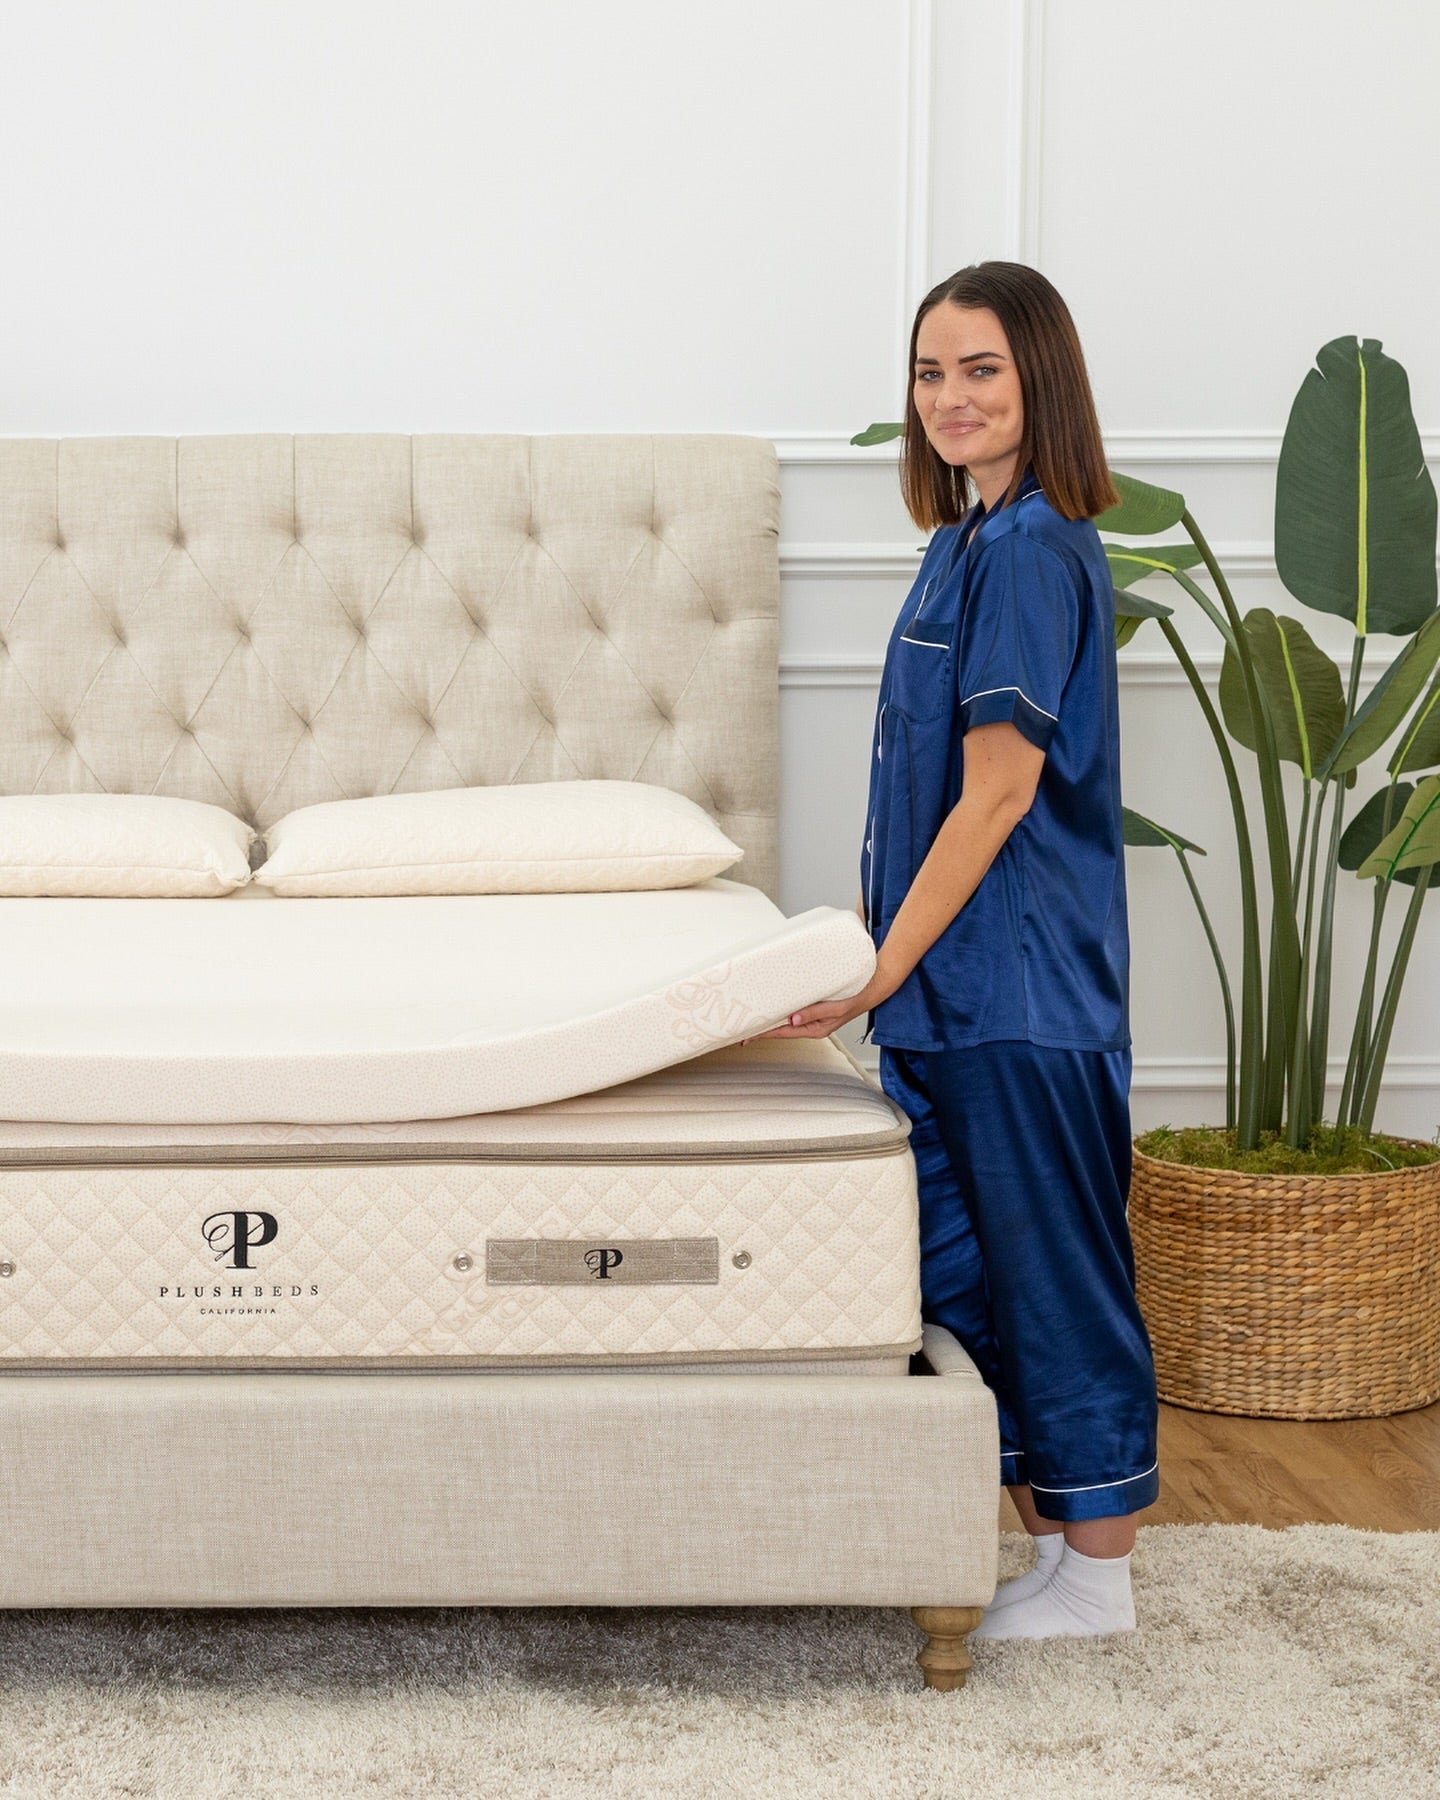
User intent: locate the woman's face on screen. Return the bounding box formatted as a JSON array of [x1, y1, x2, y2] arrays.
[[913, 302, 1024, 498]]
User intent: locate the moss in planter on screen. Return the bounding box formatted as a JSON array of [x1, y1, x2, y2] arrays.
[[1135, 1123, 1440, 1176]]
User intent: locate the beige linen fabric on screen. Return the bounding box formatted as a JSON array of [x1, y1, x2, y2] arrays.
[[254, 779, 742, 895], [0, 435, 780, 895], [0, 792, 252, 896], [0, 1329, 997, 1607]]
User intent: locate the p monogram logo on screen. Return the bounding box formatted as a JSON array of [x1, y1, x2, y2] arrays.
[[583, 1247, 625, 1280], [203, 1211, 279, 1270]]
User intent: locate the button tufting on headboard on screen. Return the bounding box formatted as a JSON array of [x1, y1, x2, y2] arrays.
[[0, 434, 781, 897]]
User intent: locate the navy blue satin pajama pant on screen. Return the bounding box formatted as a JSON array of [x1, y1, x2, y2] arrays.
[[881, 1040, 1159, 1522]]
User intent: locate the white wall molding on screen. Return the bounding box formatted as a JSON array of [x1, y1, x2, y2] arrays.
[[1018, 0, 1046, 264], [781, 541, 923, 575], [782, 650, 1226, 690], [1128, 1055, 1440, 1094], [846, 1044, 1440, 1093], [901, 0, 935, 324], [780, 646, 1397, 692], [1108, 427, 1440, 465], [994, 0, 1046, 263], [780, 538, 1302, 578], [774, 429, 1440, 466], [780, 656, 890, 691], [770, 433, 898, 464]]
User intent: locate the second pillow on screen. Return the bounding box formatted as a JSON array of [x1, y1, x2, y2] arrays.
[[252, 781, 743, 897]]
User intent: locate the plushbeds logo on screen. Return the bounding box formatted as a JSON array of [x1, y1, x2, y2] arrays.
[[156, 1210, 319, 1310], [203, 1210, 278, 1270]]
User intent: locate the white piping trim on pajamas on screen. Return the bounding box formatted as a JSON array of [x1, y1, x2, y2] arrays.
[[900, 576, 948, 649], [959, 684, 1059, 722], [1027, 1461, 1159, 1496]]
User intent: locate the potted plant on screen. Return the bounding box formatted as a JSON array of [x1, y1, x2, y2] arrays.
[[855, 336, 1440, 1418]]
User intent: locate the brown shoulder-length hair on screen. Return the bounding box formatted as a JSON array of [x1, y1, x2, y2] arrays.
[[900, 261, 1118, 529]]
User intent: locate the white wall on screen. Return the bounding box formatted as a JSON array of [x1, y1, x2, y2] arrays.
[[3, 0, 1437, 1136], [0, 0, 905, 434]]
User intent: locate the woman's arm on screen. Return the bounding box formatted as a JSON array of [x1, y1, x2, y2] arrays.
[[759, 721, 1045, 1039]]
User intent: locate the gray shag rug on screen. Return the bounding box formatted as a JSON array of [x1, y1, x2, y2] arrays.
[[1, 1525, 1436, 1800]]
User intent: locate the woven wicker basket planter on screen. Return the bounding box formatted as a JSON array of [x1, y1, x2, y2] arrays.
[[1129, 1142, 1440, 1419]]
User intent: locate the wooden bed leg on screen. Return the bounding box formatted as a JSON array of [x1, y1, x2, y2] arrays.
[[911, 1606, 984, 1691]]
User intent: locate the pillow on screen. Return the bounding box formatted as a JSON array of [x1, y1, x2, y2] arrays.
[[252, 781, 743, 896], [0, 793, 254, 897]]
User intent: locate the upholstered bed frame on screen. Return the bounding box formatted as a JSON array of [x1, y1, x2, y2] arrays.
[[0, 435, 998, 1689]]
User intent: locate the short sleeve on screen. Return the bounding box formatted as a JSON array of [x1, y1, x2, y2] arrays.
[[956, 534, 1080, 752]]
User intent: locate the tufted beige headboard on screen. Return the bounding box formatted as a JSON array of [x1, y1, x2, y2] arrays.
[[0, 434, 781, 896]]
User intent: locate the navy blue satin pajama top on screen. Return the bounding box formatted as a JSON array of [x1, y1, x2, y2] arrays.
[[861, 468, 1130, 1054]]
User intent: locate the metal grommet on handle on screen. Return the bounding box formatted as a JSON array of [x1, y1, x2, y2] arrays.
[[732, 1251, 752, 1270], [452, 1253, 473, 1273]]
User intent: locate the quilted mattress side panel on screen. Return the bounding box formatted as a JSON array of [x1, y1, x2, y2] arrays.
[[0, 1152, 920, 1365]]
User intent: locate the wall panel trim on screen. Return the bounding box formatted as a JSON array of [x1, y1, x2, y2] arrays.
[[778, 539, 1374, 579], [780, 648, 1395, 692], [846, 1046, 1440, 1092], [781, 650, 1228, 690], [771, 429, 1440, 465]]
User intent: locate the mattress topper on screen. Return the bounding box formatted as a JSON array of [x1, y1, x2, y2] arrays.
[[0, 881, 875, 1125], [0, 1038, 908, 1161]]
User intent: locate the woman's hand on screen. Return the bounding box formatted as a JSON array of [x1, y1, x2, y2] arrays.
[[749, 961, 901, 1041], [749, 724, 1043, 1045]]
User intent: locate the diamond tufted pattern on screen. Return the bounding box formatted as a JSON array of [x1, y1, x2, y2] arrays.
[[0, 1147, 920, 1366], [0, 435, 781, 894]]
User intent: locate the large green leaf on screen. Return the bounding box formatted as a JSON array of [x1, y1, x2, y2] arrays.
[[1104, 543, 1207, 589], [1122, 807, 1206, 854], [1322, 608, 1440, 777], [1094, 472, 1187, 536], [1218, 608, 1345, 777], [1339, 782, 1426, 887], [851, 422, 903, 446], [1275, 336, 1437, 635], [1113, 590, 1175, 621], [1390, 667, 1440, 775], [1113, 586, 1173, 648], [1358, 773, 1440, 878]]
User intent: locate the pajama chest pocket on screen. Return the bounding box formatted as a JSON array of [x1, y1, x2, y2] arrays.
[[891, 614, 957, 722]]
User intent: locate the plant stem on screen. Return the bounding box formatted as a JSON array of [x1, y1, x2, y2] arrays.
[[1356, 863, 1433, 1136], [1338, 884, 1386, 1133], [1163, 567, 1238, 649], [1291, 781, 1312, 901], [1181, 511, 1300, 1137], [1339, 778, 1400, 1131], [1287, 778, 1327, 1147], [1159, 617, 1263, 1144], [1308, 639, 1365, 1128], [1257, 701, 1297, 1133], [1177, 849, 1237, 1130]]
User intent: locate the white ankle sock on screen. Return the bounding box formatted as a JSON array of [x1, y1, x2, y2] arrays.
[[988, 1531, 1064, 1609], [973, 1544, 1136, 1641]]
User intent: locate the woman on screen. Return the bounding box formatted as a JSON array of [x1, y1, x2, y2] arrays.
[[763, 261, 1158, 1640]]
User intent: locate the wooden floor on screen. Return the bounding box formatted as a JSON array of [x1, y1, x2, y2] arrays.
[[999, 1398, 1440, 1534]]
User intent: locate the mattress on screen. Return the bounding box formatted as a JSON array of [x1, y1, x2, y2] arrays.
[[0, 880, 873, 1124], [0, 1039, 921, 1372]]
